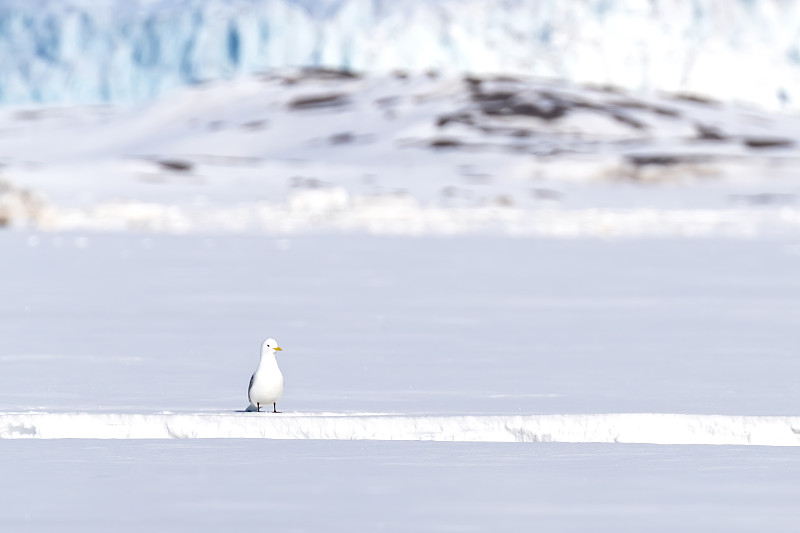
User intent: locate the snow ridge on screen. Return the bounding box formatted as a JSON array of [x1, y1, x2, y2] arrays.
[[19, 200, 800, 238], [2, 0, 800, 107], [2, 412, 800, 445]]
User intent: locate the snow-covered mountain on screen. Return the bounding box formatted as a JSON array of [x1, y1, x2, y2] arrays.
[[1, 0, 800, 108], [1, 70, 799, 236]]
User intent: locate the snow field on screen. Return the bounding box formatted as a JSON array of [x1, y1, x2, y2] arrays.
[[2, 196, 799, 530], [2, 440, 800, 532], [2, 233, 799, 418]]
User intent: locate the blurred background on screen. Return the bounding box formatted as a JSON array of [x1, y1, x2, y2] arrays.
[[1, 0, 800, 234]]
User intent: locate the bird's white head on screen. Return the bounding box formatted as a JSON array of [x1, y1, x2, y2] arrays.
[[261, 338, 283, 356]]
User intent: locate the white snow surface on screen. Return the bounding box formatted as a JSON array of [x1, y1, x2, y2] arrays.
[[2, 233, 799, 418], [3, 441, 800, 532], [2, 412, 800, 445], [3, 0, 800, 109]]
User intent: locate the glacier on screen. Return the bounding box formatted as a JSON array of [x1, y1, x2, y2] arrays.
[[1, 0, 800, 107]]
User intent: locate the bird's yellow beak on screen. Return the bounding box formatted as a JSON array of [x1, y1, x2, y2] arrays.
[[275, 346, 283, 351]]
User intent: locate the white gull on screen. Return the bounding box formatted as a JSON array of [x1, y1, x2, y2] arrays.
[[246, 338, 284, 413]]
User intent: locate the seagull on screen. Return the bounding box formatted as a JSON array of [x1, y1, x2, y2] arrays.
[[246, 338, 285, 413]]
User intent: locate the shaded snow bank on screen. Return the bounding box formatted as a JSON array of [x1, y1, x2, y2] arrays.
[[2, 413, 800, 445], [15, 200, 800, 238]]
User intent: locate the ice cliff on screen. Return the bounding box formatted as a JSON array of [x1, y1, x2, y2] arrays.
[[0, 0, 799, 107]]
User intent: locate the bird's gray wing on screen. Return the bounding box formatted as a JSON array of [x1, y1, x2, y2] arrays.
[[248, 373, 255, 403]]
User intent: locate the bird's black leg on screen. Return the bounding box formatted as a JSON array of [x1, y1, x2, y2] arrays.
[[273, 403, 280, 414], [257, 403, 261, 412]]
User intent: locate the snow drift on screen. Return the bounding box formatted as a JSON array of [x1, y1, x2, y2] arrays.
[[2, 412, 800, 445], [19, 200, 800, 238]]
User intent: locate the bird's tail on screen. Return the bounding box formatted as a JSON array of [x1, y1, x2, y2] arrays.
[[244, 402, 258, 412]]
